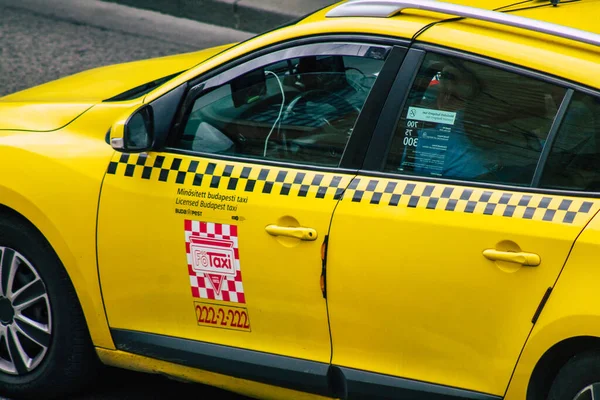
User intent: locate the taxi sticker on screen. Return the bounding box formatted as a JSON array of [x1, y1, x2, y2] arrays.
[[407, 106, 457, 125], [185, 220, 246, 304], [194, 301, 251, 332]]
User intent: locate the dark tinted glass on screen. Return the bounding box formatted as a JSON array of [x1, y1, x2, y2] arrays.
[[383, 53, 565, 185], [540, 92, 600, 191], [175, 53, 385, 167]]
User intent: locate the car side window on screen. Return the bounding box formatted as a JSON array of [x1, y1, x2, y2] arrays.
[[383, 52, 566, 186], [174, 53, 386, 167], [540, 92, 600, 191]]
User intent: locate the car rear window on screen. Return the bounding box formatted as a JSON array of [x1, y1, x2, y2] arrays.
[[540, 92, 600, 191], [383, 52, 566, 186]]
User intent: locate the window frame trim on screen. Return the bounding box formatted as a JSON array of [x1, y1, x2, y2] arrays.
[[413, 43, 600, 96], [163, 34, 409, 173], [362, 48, 425, 171], [364, 42, 600, 197], [531, 88, 574, 187]]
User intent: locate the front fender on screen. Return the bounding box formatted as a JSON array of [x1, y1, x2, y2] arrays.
[[0, 119, 120, 349], [0, 183, 114, 349]]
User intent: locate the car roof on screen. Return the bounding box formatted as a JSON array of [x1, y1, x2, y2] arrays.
[[419, 1, 600, 89], [303, 0, 600, 36], [514, 0, 600, 35], [298, 0, 600, 90]]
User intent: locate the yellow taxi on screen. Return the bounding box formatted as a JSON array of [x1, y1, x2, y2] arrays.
[[0, 0, 599, 399]]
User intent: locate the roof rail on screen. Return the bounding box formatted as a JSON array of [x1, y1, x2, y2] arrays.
[[326, 0, 600, 47]]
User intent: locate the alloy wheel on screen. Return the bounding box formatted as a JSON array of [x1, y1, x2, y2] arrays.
[[573, 383, 600, 400], [0, 247, 51, 375]]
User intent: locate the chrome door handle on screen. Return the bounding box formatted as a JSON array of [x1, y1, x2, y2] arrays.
[[265, 225, 318, 241], [483, 249, 541, 266]]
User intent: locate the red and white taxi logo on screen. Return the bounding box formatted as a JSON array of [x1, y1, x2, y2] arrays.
[[190, 237, 235, 295], [185, 220, 245, 303]]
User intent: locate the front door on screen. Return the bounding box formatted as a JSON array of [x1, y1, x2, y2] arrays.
[[100, 152, 351, 360], [96, 40, 396, 387], [326, 48, 600, 397]]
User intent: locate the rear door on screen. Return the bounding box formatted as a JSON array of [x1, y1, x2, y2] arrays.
[[326, 47, 600, 398]]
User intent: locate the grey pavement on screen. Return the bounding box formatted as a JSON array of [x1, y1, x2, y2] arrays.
[[0, 1, 253, 398], [104, 0, 339, 33], [0, 0, 253, 97]]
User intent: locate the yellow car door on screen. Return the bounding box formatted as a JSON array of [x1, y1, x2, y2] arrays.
[[97, 39, 404, 393], [326, 48, 600, 398]]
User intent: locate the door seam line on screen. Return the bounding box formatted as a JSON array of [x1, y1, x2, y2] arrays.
[[502, 206, 600, 398]]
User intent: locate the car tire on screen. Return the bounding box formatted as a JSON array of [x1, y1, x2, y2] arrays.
[[0, 214, 99, 400], [548, 350, 600, 400]]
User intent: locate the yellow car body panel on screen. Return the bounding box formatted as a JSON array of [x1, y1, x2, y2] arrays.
[[0, 103, 94, 132], [327, 177, 600, 396], [513, 0, 600, 35]]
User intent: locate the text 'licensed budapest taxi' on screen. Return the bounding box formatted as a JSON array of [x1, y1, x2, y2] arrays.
[[0, 0, 600, 399]]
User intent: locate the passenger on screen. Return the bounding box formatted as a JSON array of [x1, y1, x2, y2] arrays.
[[404, 62, 497, 179]]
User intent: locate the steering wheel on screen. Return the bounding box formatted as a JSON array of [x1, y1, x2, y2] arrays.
[[344, 67, 373, 93], [277, 89, 361, 161], [282, 89, 361, 137]]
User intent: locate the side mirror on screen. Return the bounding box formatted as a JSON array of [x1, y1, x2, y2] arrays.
[[110, 105, 154, 152]]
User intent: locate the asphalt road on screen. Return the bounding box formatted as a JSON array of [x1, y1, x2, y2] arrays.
[[70, 366, 249, 400], [0, 0, 252, 97], [0, 1, 252, 399]]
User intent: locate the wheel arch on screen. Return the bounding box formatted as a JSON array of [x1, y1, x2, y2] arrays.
[[0, 186, 114, 350], [0, 198, 75, 278], [527, 336, 600, 400]]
